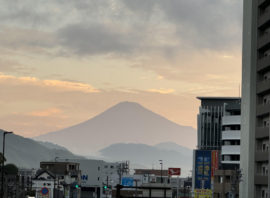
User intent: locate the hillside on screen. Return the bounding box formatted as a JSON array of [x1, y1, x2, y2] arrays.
[[0, 130, 82, 168]]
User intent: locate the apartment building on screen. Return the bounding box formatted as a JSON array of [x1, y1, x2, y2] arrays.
[[221, 103, 241, 170], [241, 0, 270, 197], [197, 97, 241, 151]]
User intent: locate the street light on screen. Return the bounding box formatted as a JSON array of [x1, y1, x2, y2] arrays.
[[1, 131, 12, 198], [159, 160, 163, 184]]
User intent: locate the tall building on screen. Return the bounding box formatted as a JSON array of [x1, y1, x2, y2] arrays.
[[221, 103, 241, 170], [193, 97, 241, 197], [241, 0, 270, 197], [197, 97, 241, 151]]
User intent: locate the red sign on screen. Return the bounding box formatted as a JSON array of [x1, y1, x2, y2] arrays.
[[211, 150, 219, 178], [168, 168, 181, 176]]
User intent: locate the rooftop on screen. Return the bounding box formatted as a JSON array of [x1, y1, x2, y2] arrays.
[[197, 96, 241, 100]]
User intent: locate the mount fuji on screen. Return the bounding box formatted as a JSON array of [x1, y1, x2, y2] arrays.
[[34, 102, 197, 155]]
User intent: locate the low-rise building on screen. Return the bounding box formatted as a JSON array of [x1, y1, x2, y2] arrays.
[[39, 161, 81, 198]]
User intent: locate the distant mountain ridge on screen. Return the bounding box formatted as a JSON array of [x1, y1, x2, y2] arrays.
[[35, 101, 197, 155], [99, 142, 193, 176], [0, 130, 82, 169]]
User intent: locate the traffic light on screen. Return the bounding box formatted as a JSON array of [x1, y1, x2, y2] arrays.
[[103, 185, 107, 190], [75, 184, 79, 189]]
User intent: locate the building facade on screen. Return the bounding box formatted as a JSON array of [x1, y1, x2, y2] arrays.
[[193, 97, 241, 197], [197, 97, 241, 151], [221, 103, 241, 170], [241, 0, 270, 197]]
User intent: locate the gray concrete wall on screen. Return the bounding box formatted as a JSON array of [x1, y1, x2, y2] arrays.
[[240, 0, 257, 197]]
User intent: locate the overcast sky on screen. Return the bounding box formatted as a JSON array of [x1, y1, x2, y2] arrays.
[[0, 0, 243, 137]]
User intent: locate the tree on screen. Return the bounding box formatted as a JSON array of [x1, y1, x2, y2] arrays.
[[4, 164, 18, 175], [0, 153, 6, 164]]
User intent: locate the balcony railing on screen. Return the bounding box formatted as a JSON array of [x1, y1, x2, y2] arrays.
[[222, 130, 241, 140], [256, 80, 270, 94], [221, 145, 240, 155], [259, 0, 270, 8], [255, 151, 269, 161], [254, 175, 268, 185], [256, 127, 269, 139], [258, 9, 270, 28], [256, 103, 270, 116], [257, 56, 270, 72], [222, 115, 241, 126], [258, 33, 270, 50]]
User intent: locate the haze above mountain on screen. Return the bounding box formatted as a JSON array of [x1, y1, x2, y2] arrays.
[[35, 102, 197, 155]]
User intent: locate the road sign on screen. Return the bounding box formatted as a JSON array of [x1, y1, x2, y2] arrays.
[[121, 177, 134, 187], [41, 187, 49, 195], [168, 168, 181, 176]]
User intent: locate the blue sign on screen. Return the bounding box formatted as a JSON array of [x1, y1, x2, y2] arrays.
[[41, 187, 49, 195], [81, 175, 88, 180], [121, 177, 134, 187], [195, 150, 212, 189]]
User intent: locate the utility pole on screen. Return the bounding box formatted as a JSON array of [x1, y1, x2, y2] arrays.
[[1, 131, 12, 198], [159, 160, 163, 184]]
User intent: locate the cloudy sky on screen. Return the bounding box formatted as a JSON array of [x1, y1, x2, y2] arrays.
[[0, 0, 242, 137]]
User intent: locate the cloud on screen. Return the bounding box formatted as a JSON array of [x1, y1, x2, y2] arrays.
[[147, 88, 175, 94], [0, 0, 242, 57], [27, 108, 63, 117], [57, 23, 136, 55], [0, 73, 100, 93], [121, 0, 243, 51]]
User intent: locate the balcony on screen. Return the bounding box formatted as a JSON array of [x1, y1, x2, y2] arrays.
[[256, 127, 269, 139], [255, 151, 269, 161], [258, 10, 270, 29], [258, 33, 270, 50], [256, 103, 270, 116], [257, 56, 270, 72], [254, 175, 268, 185], [259, 0, 270, 8], [221, 145, 240, 155], [256, 80, 270, 94], [222, 115, 241, 126], [259, 0, 265, 6], [222, 130, 241, 140], [221, 160, 240, 164]]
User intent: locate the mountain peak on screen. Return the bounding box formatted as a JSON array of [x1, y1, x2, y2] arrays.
[[35, 102, 196, 155], [108, 101, 146, 111]]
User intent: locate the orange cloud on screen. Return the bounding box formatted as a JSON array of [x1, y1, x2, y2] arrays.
[[147, 88, 175, 94], [28, 108, 62, 117], [0, 73, 100, 93]]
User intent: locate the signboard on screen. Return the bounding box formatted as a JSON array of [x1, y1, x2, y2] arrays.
[[121, 177, 134, 187], [194, 150, 212, 189], [211, 150, 219, 178], [194, 189, 212, 198], [41, 187, 49, 195], [168, 168, 181, 176]]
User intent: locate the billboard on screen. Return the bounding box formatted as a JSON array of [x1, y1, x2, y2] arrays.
[[194, 189, 212, 198], [168, 168, 181, 176], [194, 150, 212, 189], [121, 177, 134, 187], [211, 150, 219, 179]]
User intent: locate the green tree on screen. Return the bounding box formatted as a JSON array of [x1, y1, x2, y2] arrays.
[[4, 164, 18, 175]]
